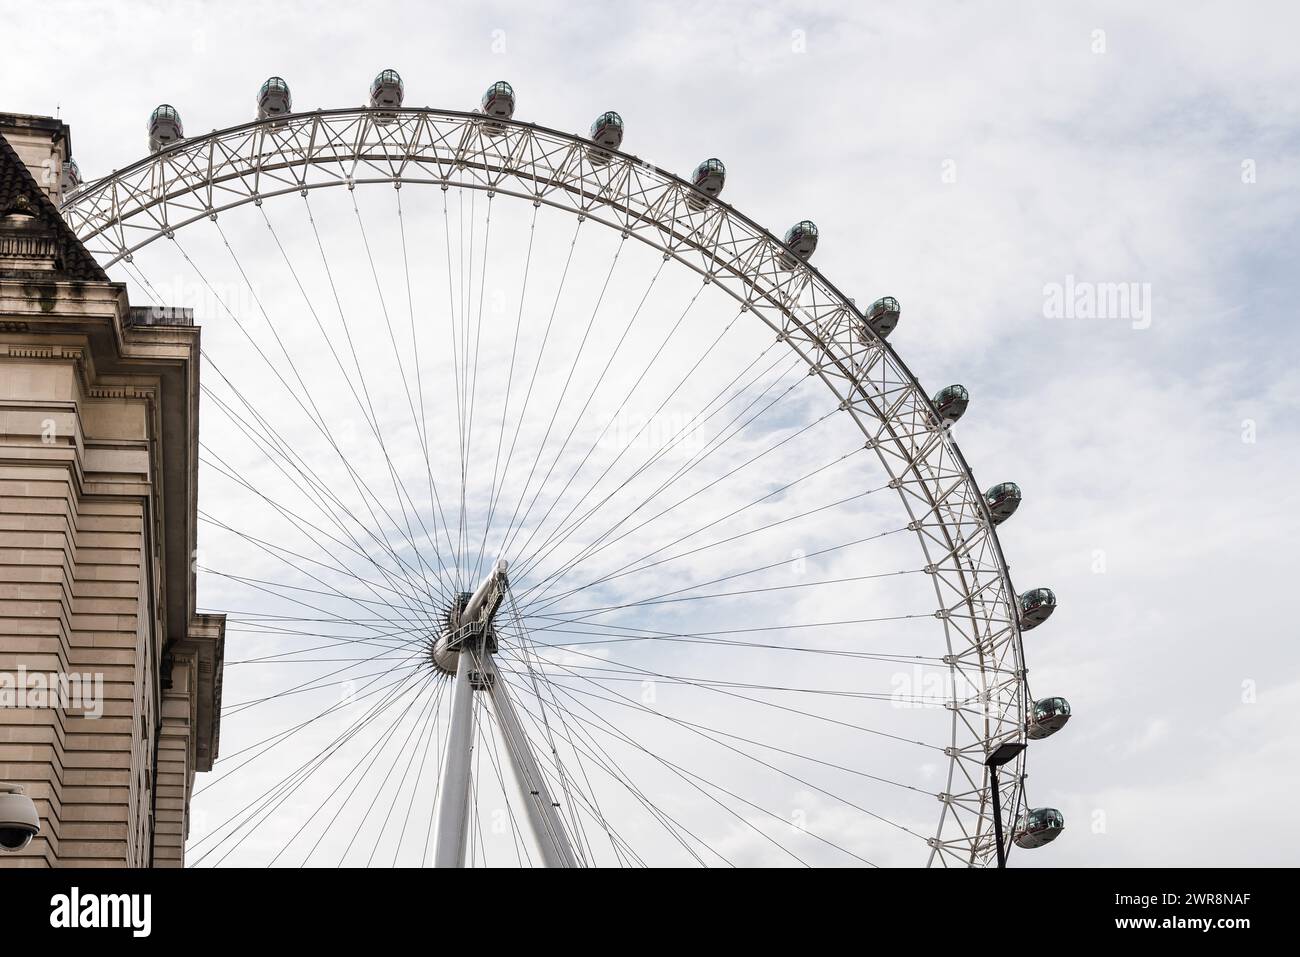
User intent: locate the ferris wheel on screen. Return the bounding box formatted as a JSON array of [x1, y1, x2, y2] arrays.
[[59, 70, 1071, 867]]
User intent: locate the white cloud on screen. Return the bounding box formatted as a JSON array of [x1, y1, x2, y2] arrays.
[[5, 0, 1297, 867]]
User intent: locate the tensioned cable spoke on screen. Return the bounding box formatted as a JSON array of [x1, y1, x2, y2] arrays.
[[198, 432, 442, 628], [199, 509, 438, 642], [222, 666, 423, 714], [462, 194, 495, 584], [471, 203, 538, 582], [221, 623, 426, 650], [116, 124, 1012, 868], [499, 248, 667, 563], [192, 313, 445, 613], [366, 675, 449, 867], [571, 447, 866, 578], [354, 189, 459, 584], [393, 669, 445, 867], [495, 229, 627, 560], [193, 646, 429, 802], [476, 705, 534, 866], [396, 187, 460, 601], [506, 668, 812, 866], [233, 681, 427, 867], [455, 189, 476, 581], [270, 673, 435, 867], [520, 356, 820, 592], [219, 210, 440, 610], [524, 461, 889, 615], [508, 596, 597, 865], [512, 301, 753, 581], [199, 565, 432, 660], [191, 663, 428, 864], [438, 187, 467, 585], [222, 629, 422, 659], [299, 193, 450, 604], [196, 221, 452, 610], [527, 568, 926, 625], [508, 591, 623, 866], [508, 660, 954, 706], [510, 660, 911, 864], [497, 670, 711, 866], [202, 569, 436, 626], [534, 530, 915, 644], [515, 618, 943, 664], [324, 677, 443, 867], [512, 345, 808, 592], [470, 692, 486, 866], [506, 638, 929, 865], [199, 416, 442, 633], [505, 277, 713, 571], [502, 629, 946, 754]]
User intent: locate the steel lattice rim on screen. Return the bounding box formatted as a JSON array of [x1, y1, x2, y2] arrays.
[[61, 106, 1029, 866]]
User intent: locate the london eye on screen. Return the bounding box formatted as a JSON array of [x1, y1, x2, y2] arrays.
[[57, 71, 1070, 867]]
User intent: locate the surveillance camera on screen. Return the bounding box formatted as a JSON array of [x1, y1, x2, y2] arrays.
[[0, 783, 40, 852]]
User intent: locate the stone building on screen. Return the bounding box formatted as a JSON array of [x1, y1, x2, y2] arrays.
[[0, 113, 223, 867]]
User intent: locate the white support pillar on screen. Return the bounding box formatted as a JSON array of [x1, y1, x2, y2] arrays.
[[486, 660, 578, 868], [432, 648, 477, 867], [462, 559, 509, 625], [430, 560, 575, 868]]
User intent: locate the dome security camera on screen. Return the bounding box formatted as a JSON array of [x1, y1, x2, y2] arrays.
[[0, 783, 40, 852]]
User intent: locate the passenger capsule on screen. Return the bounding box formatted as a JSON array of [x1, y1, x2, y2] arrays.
[[932, 384, 969, 425], [590, 111, 623, 149], [1019, 587, 1057, 630], [1013, 807, 1065, 848], [984, 481, 1021, 525], [587, 111, 624, 164], [371, 69, 404, 110], [370, 69, 404, 124], [863, 296, 901, 341], [480, 80, 515, 135], [1026, 696, 1071, 739], [60, 157, 82, 197], [257, 76, 292, 121], [779, 220, 819, 269], [148, 105, 184, 153], [687, 158, 726, 209]]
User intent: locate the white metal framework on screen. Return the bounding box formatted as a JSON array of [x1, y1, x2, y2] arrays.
[[62, 105, 1032, 866]]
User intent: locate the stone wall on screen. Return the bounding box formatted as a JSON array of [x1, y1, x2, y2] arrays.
[[0, 282, 222, 867], [0, 335, 156, 865], [1, 115, 223, 869]]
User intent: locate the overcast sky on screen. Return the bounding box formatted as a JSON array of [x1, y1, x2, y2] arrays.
[[4, 0, 1298, 866]]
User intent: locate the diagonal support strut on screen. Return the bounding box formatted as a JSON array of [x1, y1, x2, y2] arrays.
[[431, 560, 577, 867]]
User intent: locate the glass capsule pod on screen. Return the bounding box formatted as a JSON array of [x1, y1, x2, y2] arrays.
[[1019, 587, 1057, 630], [779, 220, 819, 269], [257, 76, 292, 122], [148, 104, 183, 153], [370, 69, 404, 124], [687, 158, 726, 210], [1026, 696, 1072, 739], [1013, 807, 1065, 848], [860, 296, 901, 342], [480, 80, 515, 136], [985, 481, 1021, 525], [932, 383, 969, 425], [60, 157, 82, 197], [587, 111, 624, 164]]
